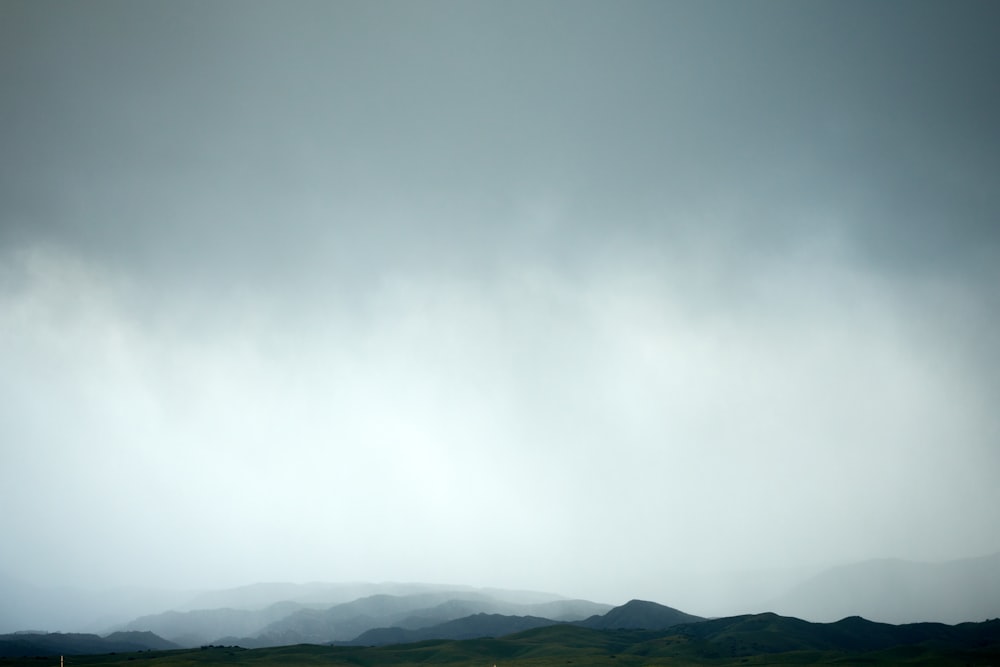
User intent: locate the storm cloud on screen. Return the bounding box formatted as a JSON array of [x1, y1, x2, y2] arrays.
[[1, 0, 998, 609]]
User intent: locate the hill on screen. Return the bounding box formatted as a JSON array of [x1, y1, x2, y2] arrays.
[[114, 585, 599, 647], [656, 612, 1000, 658], [1, 614, 998, 666], [234, 593, 607, 646], [118, 602, 308, 647], [174, 581, 493, 612], [99, 632, 177, 652], [248, 592, 550, 645], [0, 631, 177, 657], [336, 599, 701, 647], [575, 598, 703, 630]]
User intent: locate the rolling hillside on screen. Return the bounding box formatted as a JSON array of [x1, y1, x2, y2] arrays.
[[347, 599, 702, 647], [3, 614, 998, 666], [575, 599, 703, 630]]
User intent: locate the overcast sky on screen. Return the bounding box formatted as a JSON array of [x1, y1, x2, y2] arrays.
[[2, 0, 999, 608]]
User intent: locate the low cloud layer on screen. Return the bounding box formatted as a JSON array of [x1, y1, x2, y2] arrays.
[[2, 0, 998, 608]]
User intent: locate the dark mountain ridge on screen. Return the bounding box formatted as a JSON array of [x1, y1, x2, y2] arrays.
[[336, 599, 703, 647], [4, 611, 998, 664], [0, 631, 177, 657], [212, 592, 611, 647], [7, 553, 995, 638], [575, 598, 703, 630], [657, 611, 1000, 657], [119, 602, 309, 647], [112, 585, 603, 647]]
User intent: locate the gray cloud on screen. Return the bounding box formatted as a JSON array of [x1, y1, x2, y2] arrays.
[[1, 0, 998, 610]]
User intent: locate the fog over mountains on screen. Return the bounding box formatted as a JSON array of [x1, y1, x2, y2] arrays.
[[4, 0, 1000, 610], [764, 552, 1000, 625], [115, 587, 610, 647], [2, 554, 997, 650], [1, 9, 998, 664]]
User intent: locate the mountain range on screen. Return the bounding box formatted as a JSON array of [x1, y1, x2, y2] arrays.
[[0, 599, 681, 656], [3, 608, 998, 665], [344, 598, 703, 647], [1, 553, 998, 650], [190, 589, 613, 647]]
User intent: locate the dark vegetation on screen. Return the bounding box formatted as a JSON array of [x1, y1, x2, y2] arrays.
[[2, 612, 998, 667], [347, 613, 558, 645], [0, 632, 177, 658]]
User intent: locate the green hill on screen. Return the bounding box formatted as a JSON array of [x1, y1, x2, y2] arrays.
[[332, 597, 700, 646], [575, 599, 703, 630], [3, 614, 996, 666]]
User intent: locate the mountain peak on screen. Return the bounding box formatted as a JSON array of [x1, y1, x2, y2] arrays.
[[577, 599, 703, 630]]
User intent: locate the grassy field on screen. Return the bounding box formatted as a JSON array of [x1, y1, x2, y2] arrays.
[[3, 623, 999, 667], [7, 615, 1000, 667]]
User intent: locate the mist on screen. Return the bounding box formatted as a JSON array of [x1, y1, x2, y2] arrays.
[[2, 0, 998, 627]]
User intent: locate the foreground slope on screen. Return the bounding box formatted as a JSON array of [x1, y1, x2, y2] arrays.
[[3, 614, 998, 666]]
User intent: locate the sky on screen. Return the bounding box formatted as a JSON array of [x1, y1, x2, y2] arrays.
[[1, 0, 999, 610]]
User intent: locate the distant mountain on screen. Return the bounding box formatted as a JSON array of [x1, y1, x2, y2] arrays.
[[764, 552, 1000, 624], [12, 602, 996, 663], [113, 586, 590, 648], [102, 631, 179, 651], [175, 581, 486, 612], [341, 599, 703, 647], [575, 599, 703, 630], [0, 631, 178, 657], [379, 596, 609, 632], [117, 601, 311, 647], [251, 592, 606, 645], [253, 592, 473, 644]]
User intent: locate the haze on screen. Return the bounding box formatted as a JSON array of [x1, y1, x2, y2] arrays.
[[2, 0, 998, 618]]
